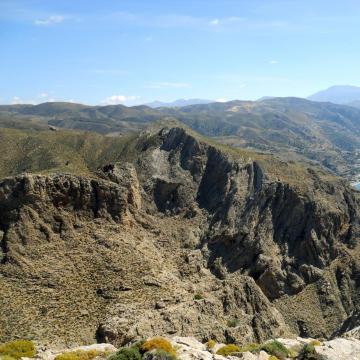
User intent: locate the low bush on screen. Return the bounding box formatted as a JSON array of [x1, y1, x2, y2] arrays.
[[55, 350, 102, 360], [238, 343, 261, 353], [226, 319, 240, 328], [141, 338, 176, 357], [193, 294, 204, 300], [0, 355, 16, 360], [206, 340, 216, 350], [269, 356, 280, 360], [143, 350, 176, 360], [260, 340, 290, 360], [107, 347, 141, 360], [0, 340, 36, 359], [297, 344, 325, 360], [309, 340, 321, 347], [216, 344, 240, 356]]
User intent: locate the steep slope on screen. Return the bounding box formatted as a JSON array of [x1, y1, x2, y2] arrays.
[[0, 128, 139, 178], [159, 97, 360, 177], [1, 127, 360, 348]]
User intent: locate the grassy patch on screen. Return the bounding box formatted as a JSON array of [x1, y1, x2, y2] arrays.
[[141, 338, 176, 357], [260, 340, 290, 360], [216, 344, 240, 356], [55, 350, 103, 360], [0, 340, 36, 359], [108, 347, 141, 360]]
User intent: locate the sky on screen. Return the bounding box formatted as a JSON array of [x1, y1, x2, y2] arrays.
[[1, 0, 360, 106]]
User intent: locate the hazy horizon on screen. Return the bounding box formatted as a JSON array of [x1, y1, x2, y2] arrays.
[[1, 0, 360, 105]]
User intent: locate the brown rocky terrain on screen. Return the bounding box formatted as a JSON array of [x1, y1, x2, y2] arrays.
[[1, 126, 360, 348]]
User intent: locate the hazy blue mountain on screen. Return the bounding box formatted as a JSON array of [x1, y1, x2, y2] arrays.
[[145, 98, 213, 108], [347, 100, 360, 108], [308, 85, 360, 104]]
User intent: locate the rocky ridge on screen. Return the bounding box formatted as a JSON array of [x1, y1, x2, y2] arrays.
[[27, 336, 360, 360], [1, 127, 360, 347]]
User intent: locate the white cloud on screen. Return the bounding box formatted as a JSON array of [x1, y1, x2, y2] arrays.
[[143, 82, 190, 89], [210, 18, 220, 26], [269, 60, 279, 64], [216, 98, 228, 103], [39, 92, 49, 98], [101, 95, 140, 105], [11, 96, 36, 105], [34, 15, 64, 26]]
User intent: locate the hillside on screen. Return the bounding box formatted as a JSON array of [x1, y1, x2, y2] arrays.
[[0, 102, 164, 135], [1, 126, 360, 349], [159, 97, 360, 177], [2, 98, 360, 179]]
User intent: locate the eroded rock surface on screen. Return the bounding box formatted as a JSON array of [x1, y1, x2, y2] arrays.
[[1, 127, 360, 346]]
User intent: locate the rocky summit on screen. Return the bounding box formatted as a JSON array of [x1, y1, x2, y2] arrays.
[[1, 127, 360, 355]]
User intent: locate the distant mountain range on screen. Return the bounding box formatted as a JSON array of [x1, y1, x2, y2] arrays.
[[145, 98, 213, 108], [308, 85, 360, 106], [1, 97, 360, 178]]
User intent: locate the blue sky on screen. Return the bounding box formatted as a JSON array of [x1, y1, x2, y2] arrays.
[[1, 0, 360, 105]]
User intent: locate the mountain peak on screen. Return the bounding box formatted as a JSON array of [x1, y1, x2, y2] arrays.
[[308, 85, 360, 104]]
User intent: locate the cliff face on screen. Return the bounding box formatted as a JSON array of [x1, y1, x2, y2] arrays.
[[0, 127, 360, 347]]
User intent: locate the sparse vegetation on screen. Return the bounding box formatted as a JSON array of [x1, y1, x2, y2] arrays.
[[269, 356, 280, 360], [260, 340, 290, 360], [206, 340, 216, 350], [55, 350, 103, 360], [297, 344, 325, 360], [141, 338, 176, 357], [108, 348, 141, 360], [238, 343, 261, 353], [216, 344, 240, 356], [193, 293, 204, 300], [143, 350, 176, 360], [0, 355, 16, 360], [0, 340, 36, 359], [226, 319, 240, 328]]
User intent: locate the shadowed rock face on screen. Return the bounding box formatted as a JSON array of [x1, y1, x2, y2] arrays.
[[1, 127, 360, 346]]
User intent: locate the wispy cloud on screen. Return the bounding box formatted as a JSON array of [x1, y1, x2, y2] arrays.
[[34, 15, 64, 26], [106, 12, 287, 31], [9, 93, 76, 105], [101, 95, 140, 105], [143, 82, 191, 89], [269, 60, 279, 64], [210, 18, 220, 26], [89, 69, 128, 75]]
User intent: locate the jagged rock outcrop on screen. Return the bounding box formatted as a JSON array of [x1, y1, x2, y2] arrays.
[[0, 127, 360, 347]]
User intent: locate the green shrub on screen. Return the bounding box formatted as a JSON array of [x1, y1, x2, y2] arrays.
[[108, 348, 141, 360], [269, 356, 280, 360], [238, 343, 261, 353], [193, 294, 204, 300], [206, 340, 216, 350], [56, 350, 102, 360], [0, 340, 36, 359], [226, 319, 240, 328], [309, 340, 321, 347], [216, 344, 240, 356], [261, 340, 290, 360], [141, 338, 176, 357], [0, 355, 17, 360], [297, 344, 325, 360], [143, 350, 176, 360]]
